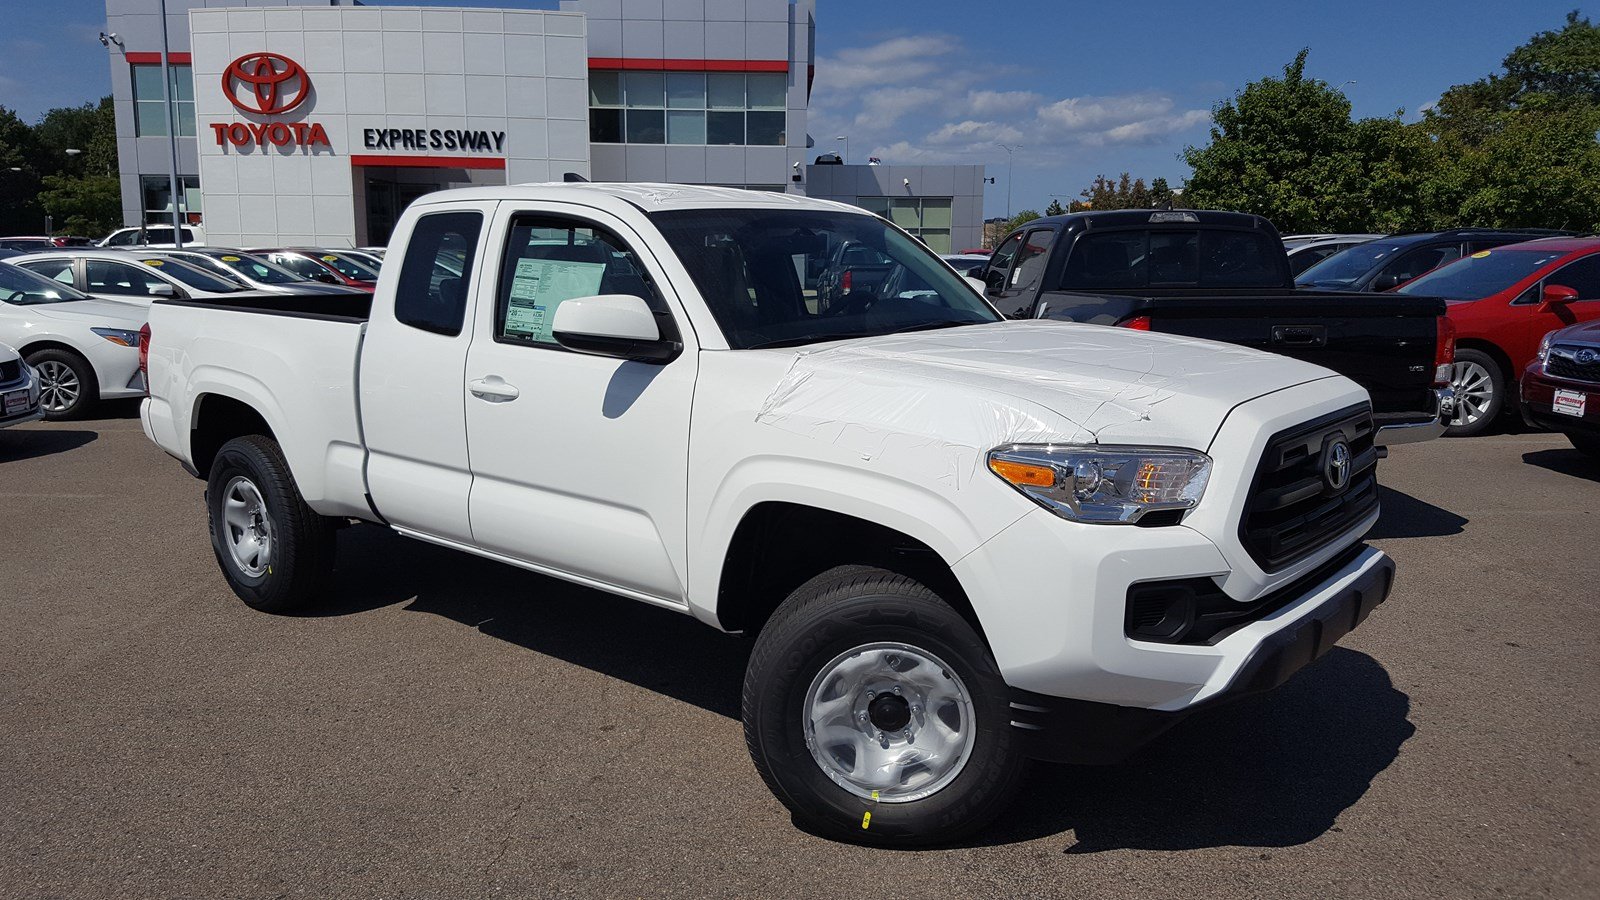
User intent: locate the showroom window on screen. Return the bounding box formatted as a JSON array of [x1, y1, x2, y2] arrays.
[[140, 175, 202, 226], [856, 197, 954, 254], [132, 64, 196, 138], [590, 71, 786, 146]]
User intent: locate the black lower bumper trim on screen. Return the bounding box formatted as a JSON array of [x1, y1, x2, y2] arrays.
[[1009, 548, 1395, 765]]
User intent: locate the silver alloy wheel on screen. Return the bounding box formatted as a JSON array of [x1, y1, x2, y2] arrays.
[[802, 641, 977, 803], [222, 475, 274, 578], [1449, 360, 1495, 427], [35, 360, 80, 413]]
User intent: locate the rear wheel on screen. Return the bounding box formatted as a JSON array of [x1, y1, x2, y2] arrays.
[[25, 349, 98, 420], [1446, 349, 1503, 437], [206, 434, 335, 613], [742, 565, 1026, 847]]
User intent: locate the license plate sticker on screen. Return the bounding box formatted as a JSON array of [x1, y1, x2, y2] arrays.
[[3, 390, 27, 415], [1554, 389, 1587, 418]]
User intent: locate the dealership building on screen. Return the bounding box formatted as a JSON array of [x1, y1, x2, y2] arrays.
[[101, 0, 986, 251]]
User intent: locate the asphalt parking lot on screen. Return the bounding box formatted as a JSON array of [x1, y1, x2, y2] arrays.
[[1, 404, 1596, 899]]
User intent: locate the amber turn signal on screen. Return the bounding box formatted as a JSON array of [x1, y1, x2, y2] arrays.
[[988, 458, 1055, 487]]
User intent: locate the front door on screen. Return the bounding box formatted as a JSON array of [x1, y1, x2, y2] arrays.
[[463, 205, 698, 604], [1529, 255, 1600, 360]]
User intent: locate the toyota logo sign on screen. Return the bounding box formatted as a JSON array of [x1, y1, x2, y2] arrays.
[[222, 52, 311, 115]]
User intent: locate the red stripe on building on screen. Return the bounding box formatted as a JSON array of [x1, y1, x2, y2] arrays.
[[125, 52, 190, 64], [350, 155, 507, 170], [587, 57, 789, 72]]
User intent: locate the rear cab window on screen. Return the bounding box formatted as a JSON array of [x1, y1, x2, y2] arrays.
[[1062, 228, 1285, 290], [394, 212, 483, 336]]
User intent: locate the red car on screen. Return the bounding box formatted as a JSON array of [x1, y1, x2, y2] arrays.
[[1521, 319, 1600, 458], [248, 248, 379, 292], [1394, 238, 1600, 436]]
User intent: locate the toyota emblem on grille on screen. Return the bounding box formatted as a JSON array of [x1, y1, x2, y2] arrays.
[[1324, 440, 1352, 491], [1578, 348, 1599, 365]]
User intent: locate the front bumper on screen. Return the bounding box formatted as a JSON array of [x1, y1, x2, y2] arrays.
[[1521, 364, 1600, 438], [1375, 386, 1451, 446], [0, 366, 43, 428], [1007, 546, 1394, 763]]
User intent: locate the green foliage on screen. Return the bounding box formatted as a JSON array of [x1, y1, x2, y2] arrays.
[[1183, 16, 1600, 233], [1006, 209, 1041, 233], [1044, 198, 1066, 217], [0, 105, 46, 233], [0, 97, 120, 235], [39, 174, 123, 236], [1078, 173, 1154, 211]]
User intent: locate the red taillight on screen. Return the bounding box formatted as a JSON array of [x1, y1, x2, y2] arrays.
[[841, 269, 853, 293], [1433, 315, 1455, 386], [1118, 315, 1152, 331], [138, 323, 151, 390]]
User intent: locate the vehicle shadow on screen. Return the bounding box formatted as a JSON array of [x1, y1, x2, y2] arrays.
[[1522, 447, 1600, 483], [0, 428, 97, 462], [88, 399, 143, 420], [972, 648, 1414, 852], [1367, 484, 1467, 539], [318, 527, 1412, 851]]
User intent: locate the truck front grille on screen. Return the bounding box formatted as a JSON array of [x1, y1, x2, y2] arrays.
[[1546, 346, 1600, 383], [1240, 404, 1378, 572]]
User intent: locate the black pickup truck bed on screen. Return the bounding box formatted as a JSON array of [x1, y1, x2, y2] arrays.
[[977, 210, 1448, 439]]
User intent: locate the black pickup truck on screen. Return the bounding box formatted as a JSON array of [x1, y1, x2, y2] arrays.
[[973, 209, 1452, 444]]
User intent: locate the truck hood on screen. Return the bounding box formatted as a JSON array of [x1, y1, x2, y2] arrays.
[[755, 320, 1343, 456]]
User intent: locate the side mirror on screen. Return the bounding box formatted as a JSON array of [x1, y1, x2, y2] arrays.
[[1540, 284, 1579, 310], [147, 282, 176, 297], [552, 294, 681, 364]]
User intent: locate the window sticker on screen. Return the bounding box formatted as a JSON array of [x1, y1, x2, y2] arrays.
[[142, 259, 163, 266], [1471, 250, 1491, 259], [221, 255, 241, 262], [321, 255, 339, 262], [504, 257, 606, 343]]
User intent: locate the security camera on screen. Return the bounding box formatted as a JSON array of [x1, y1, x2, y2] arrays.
[[903, 178, 911, 187], [792, 161, 800, 170]]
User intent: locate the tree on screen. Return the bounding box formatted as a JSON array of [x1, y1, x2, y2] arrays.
[[34, 98, 117, 177], [1044, 198, 1065, 217], [1077, 172, 1156, 211], [1005, 209, 1041, 233], [0, 105, 45, 233], [38, 174, 122, 236]]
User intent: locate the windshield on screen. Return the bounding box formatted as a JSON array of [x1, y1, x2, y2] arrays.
[[1296, 240, 1411, 285], [201, 252, 304, 285], [1394, 248, 1567, 300], [138, 257, 245, 292], [313, 252, 378, 281], [0, 260, 91, 305], [652, 209, 1001, 349]]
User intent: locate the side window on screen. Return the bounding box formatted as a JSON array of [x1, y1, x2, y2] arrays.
[[1061, 231, 1147, 289], [394, 212, 483, 337], [495, 216, 665, 347], [19, 259, 74, 285], [86, 260, 163, 295], [983, 231, 1025, 293], [1008, 229, 1056, 293], [1374, 245, 1461, 290], [144, 227, 172, 245], [1546, 255, 1600, 300], [103, 230, 136, 247]]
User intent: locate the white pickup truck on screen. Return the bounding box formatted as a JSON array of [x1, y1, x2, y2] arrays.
[[141, 184, 1396, 846]]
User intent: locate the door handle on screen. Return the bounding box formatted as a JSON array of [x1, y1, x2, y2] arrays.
[[467, 376, 520, 402]]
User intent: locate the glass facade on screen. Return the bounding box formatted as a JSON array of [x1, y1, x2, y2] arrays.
[[141, 174, 202, 225], [131, 64, 196, 138], [857, 197, 954, 254], [590, 71, 786, 146]]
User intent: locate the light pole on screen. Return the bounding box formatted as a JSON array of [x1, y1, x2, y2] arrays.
[[835, 134, 848, 164], [157, 0, 184, 246], [996, 143, 1021, 219]]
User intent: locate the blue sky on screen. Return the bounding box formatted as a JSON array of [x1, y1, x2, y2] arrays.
[[0, 0, 1588, 216]]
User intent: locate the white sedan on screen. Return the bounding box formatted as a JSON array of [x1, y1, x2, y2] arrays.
[[0, 340, 43, 428], [0, 262, 147, 419], [8, 249, 253, 306]]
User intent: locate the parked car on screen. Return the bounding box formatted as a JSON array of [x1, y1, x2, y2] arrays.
[[1393, 238, 1600, 435], [940, 253, 991, 275], [974, 209, 1450, 445], [1283, 233, 1386, 277], [142, 182, 1398, 846], [342, 249, 386, 271], [1295, 229, 1569, 293], [7, 249, 253, 306], [816, 240, 899, 311], [248, 248, 379, 292], [155, 248, 367, 296], [1522, 319, 1600, 457], [0, 340, 43, 428], [1, 235, 94, 252], [955, 247, 990, 256], [99, 224, 206, 248], [356, 246, 387, 260], [0, 262, 146, 419]]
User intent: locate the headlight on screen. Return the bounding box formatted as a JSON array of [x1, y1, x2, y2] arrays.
[[91, 327, 141, 347], [988, 444, 1212, 524], [1535, 330, 1557, 369]]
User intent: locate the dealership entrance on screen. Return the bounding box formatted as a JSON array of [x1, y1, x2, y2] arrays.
[[353, 164, 507, 247]]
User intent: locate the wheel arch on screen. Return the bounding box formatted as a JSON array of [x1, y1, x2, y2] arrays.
[[1456, 338, 1515, 385], [189, 391, 280, 479]]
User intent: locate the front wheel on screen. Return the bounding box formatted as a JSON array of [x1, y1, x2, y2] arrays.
[[1446, 349, 1504, 437], [742, 566, 1026, 847], [26, 348, 99, 420], [206, 434, 335, 613]]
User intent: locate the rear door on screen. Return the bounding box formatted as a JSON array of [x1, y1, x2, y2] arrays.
[[359, 203, 494, 542], [462, 204, 698, 604]]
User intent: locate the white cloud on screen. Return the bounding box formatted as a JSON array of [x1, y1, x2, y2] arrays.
[[964, 90, 1044, 117], [926, 120, 1024, 145]]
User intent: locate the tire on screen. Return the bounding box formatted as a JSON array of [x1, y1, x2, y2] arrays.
[[1446, 348, 1504, 437], [205, 434, 335, 613], [25, 348, 98, 420], [1571, 433, 1600, 458], [742, 565, 1027, 847]]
